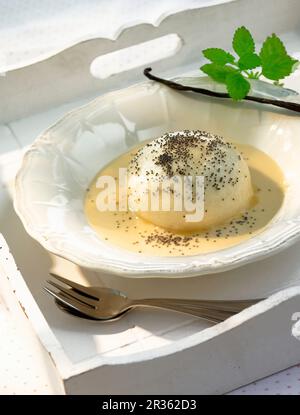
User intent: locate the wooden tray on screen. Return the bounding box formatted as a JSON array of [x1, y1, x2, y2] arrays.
[[1, 0, 300, 394]]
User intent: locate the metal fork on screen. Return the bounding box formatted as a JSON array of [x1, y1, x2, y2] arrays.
[[44, 273, 262, 323]]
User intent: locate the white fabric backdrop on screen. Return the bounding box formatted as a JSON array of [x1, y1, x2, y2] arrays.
[[0, 0, 233, 72]]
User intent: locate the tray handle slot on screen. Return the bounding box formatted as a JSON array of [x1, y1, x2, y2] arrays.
[[90, 33, 182, 79]]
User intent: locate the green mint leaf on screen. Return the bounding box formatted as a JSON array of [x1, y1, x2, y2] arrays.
[[225, 73, 250, 100], [292, 59, 300, 73], [260, 34, 296, 80], [202, 48, 235, 65], [200, 27, 297, 101], [200, 63, 236, 83], [238, 53, 261, 70], [233, 26, 255, 57]]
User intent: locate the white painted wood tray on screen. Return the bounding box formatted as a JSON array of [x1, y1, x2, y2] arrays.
[[1, 0, 300, 394]]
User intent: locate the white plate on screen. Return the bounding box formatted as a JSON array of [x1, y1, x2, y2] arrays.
[[14, 80, 300, 277]]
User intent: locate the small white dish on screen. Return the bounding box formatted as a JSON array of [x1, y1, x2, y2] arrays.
[[14, 80, 300, 278]]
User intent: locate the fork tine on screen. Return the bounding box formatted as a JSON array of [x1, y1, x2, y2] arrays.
[[44, 287, 94, 315], [49, 273, 98, 299], [47, 280, 98, 308]]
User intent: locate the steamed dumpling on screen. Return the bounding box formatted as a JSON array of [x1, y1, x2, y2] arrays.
[[128, 130, 254, 232]]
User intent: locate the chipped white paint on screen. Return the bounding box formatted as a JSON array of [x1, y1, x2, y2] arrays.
[[0, 249, 64, 394]]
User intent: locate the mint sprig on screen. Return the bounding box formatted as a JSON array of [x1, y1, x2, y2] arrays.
[[260, 34, 297, 81], [226, 72, 250, 100], [233, 26, 255, 57], [202, 48, 235, 65], [200, 26, 299, 100], [201, 63, 236, 83]]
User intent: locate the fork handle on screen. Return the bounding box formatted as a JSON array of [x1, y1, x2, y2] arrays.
[[132, 300, 235, 322], [132, 298, 258, 313]]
